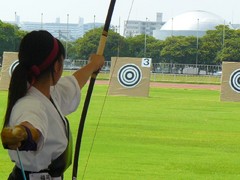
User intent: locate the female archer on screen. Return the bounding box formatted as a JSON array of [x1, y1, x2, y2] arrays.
[[1, 30, 104, 179]]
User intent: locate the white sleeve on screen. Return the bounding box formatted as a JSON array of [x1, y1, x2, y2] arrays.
[[51, 76, 81, 116], [10, 99, 48, 150]]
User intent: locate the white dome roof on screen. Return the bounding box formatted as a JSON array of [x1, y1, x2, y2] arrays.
[[161, 10, 230, 31]]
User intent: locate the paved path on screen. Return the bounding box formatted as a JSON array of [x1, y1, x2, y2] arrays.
[[150, 82, 220, 90]]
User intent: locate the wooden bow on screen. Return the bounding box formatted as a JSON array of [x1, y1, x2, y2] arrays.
[[72, 0, 116, 179]]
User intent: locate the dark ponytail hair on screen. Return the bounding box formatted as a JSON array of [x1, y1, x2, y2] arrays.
[[3, 30, 65, 127]]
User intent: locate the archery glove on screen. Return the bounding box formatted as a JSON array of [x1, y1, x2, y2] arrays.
[[1, 125, 27, 150]]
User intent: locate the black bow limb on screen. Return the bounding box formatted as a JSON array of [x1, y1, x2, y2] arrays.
[[72, 0, 117, 179]]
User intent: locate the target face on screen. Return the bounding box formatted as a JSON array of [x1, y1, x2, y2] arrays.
[[117, 64, 142, 88], [9, 60, 19, 77], [229, 69, 240, 93]]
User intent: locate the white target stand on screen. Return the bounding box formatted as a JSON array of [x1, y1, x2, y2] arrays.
[[108, 57, 151, 97], [0, 52, 18, 90], [221, 61, 240, 101]]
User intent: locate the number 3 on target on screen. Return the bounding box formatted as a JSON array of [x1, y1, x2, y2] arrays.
[[141, 58, 152, 68]]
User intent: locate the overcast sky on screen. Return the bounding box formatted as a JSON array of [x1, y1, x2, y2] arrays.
[[0, 0, 239, 31]]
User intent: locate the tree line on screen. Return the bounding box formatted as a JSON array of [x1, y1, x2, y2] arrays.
[[1, 20, 240, 65], [0, 21, 26, 64]]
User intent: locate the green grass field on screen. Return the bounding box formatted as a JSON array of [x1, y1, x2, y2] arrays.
[[1, 84, 240, 179]]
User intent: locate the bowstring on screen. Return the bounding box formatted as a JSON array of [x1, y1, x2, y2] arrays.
[[123, 0, 135, 36], [17, 148, 27, 180], [82, 0, 135, 178], [81, 57, 118, 180]]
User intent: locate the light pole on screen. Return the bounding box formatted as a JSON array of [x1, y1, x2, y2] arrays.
[[41, 13, 43, 29], [196, 18, 199, 74], [222, 20, 225, 48], [66, 14, 69, 59], [14, 12, 17, 24], [14, 12, 17, 50], [144, 17, 148, 57]]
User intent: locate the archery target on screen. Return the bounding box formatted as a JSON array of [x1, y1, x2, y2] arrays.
[[221, 62, 240, 102], [0, 52, 19, 90], [108, 57, 151, 97], [229, 69, 240, 93], [117, 64, 142, 88], [9, 60, 19, 76]]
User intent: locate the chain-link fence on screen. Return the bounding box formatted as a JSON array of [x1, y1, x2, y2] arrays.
[[152, 63, 222, 75], [65, 60, 221, 74], [63, 60, 222, 84]]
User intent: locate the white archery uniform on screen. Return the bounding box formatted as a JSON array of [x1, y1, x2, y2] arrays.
[[8, 76, 80, 176]]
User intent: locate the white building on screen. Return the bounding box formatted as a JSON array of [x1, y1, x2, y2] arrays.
[[124, 13, 165, 37], [7, 15, 104, 41], [83, 22, 104, 34], [153, 10, 233, 40]]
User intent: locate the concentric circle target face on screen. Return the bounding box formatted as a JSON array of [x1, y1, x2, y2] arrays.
[[9, 60, 19, 77], [229, 69, 240, 93], [117, 64, 142, 88]]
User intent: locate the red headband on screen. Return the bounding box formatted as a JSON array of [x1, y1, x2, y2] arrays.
[[30, 38, 59, 76]]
